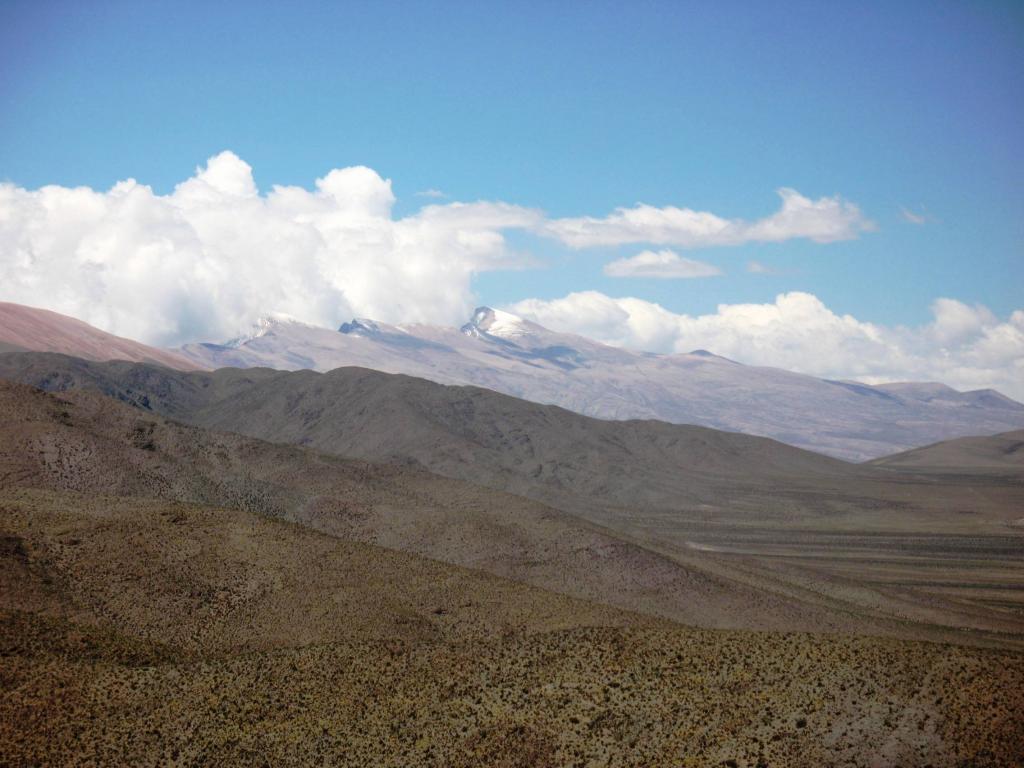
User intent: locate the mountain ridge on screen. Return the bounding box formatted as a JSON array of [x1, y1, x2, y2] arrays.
[[178, 305, 1024, 461], [3, 350, 1024, 647], [871, 428, 1024, 472], [3, 300, 1022, 460]]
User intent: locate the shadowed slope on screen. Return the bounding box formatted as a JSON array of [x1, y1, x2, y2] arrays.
[[0, 352, 856, 513], [2, 353, 1020, 531]]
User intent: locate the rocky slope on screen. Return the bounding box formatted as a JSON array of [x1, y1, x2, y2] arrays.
[[0, 380, 846, 635]]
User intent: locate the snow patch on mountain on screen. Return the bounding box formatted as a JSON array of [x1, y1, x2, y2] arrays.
[[226, 313, 318, 348], [461, 307, 531, 341]]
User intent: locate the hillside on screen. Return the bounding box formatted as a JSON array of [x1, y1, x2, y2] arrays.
[[3, 354, 1023, 645], [871, 429, 1024, 472], [0, 302, 200, 371], [2, 381, 1023, 766], [0, 352, 867, 517], [0, 380, 852, 634]]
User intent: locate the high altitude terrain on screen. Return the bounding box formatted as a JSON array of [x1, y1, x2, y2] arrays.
[[3, 350, 1023, 646], [177, 305, 1024, 460], [4, 300, 1022, 460], [2, 380, 1022, 766], [2, 305, 1023, 765]]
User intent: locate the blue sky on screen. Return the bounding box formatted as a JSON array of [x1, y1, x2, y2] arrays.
[[0, 1, 1021, 390]]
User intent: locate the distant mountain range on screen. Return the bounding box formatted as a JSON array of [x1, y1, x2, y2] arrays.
[[2, 300, 1022, 459], [175, 305, 1024, 460]]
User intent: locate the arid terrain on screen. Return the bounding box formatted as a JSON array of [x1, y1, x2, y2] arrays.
[[3, 2, 1021, 765], [5, 300, 1022, 460], [3, 352, 1023, 644], [1, 360, 1023, 765]]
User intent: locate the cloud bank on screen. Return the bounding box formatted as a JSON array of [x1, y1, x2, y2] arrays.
[[543, 188, 874, 249], [0, 152, 541, 346], [0, 153, 876, 347], [2, 151, 1016, 400], [603, 249, 721, 279], [507, 291, 1024, 400]]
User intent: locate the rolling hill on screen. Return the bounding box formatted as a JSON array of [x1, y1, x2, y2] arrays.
[[872, 428, 1024, 473], [3, 351, 1023, 645]]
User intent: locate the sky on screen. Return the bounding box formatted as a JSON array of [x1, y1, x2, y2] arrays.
[[0, 1, 1022, 395]]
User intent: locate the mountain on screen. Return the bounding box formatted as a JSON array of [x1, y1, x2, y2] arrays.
[[871, 428, 1024, 473], [0, 377, 838, 635], [4, 351, 1023, 646], [3, 299, 1019, 460], [178, 306, 1024, 461], [0, 352, 863, 519], [0, 302, 200, 371], [4, 382, 1021, 766]]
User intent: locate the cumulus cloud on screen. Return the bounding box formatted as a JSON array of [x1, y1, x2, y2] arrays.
[[542, 188, 875, 249], [10, 151, 992, 398], [507, 291, 1024, 400], [0, 151, 542, 346], [603, 249, 722, 279]]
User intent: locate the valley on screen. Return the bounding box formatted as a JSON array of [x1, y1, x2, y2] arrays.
[[4, 351, 1022, 647], [1, 380, 1022, 766], [1, 346, 1022, 765], [3, 5, 1021, 765]]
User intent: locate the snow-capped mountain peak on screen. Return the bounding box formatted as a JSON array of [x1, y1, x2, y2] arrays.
[[178, 308, 1024, 462], [461, 307, 533, 341], [226, 313, 315, 348], [339, 318, 383, 336]]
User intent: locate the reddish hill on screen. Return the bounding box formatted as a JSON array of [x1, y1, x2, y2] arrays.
[[0, 302, 201, 370]]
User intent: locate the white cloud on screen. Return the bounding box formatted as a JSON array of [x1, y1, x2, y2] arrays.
[[542, 188, 875, 249], [416, 188, 448, 199], [0, 151, 542, 346], [746, 260, 773, 274], [507, 291, 1024, 400], [12, 151, 990, 398], [899, 206, 928, 225], [603, 249, 722, 279]]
